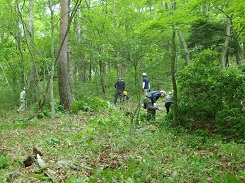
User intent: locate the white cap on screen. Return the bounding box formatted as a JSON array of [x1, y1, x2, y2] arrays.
[[142, 73, 147, 76], [160, 90, 166, 95]]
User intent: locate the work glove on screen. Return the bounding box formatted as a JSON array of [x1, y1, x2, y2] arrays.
[[142, 88, 144, 92], [153, 103, 157, 108]]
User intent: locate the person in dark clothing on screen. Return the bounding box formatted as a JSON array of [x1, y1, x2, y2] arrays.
[[142, 73, 150, 95], [143, 90, 166, 121], [165, 92, 174, 114], [114, 78, 125, 104]]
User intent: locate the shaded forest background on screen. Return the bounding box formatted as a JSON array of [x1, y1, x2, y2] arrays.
[[0, 0, 245, 140]]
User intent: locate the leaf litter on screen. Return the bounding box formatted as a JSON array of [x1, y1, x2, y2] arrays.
[[0, 109, 245, 182]]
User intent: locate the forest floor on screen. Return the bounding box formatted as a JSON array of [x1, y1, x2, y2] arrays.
[[0, 103, 245, 183]]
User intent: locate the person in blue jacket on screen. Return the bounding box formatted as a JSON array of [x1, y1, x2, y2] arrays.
[[143, 90, 166, 121]]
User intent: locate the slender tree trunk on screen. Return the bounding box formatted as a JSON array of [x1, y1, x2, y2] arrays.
[[234, 38, 241, 65], [58, 0, 72, 110], [99, 58, 106, 95], [0, 64, 10, 88], [74, 14, 86, 82], [221, 16, 232, 70], [16, 0, 30, 104], [112, 0, 121, 78], [89, 48, 92, 80], [171, 2, 178, 127], [165, 1, 178, 126], [171, 28, 178, 127], [48, 0, 56, 120], [13, 31, 26, 90], [17, 0, 41, 106], [67, 0, 74, 101], [177, 30, 190, 65], [28, 0, 38, 104]]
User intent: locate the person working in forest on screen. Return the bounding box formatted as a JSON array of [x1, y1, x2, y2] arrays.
[[114, 77, 125, 104], [165, 91, 174, 114], [142, 73, 150, 95], [123, 91, 129, 101], [142, 90, 166, 121], [17, 87, 26, 113]]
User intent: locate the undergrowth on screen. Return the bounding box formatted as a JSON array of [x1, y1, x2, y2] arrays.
[[0, 104, 245, 183]]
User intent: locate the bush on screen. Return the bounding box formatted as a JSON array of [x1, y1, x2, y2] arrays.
[[215, 108, 245, 140], [32, 100, 66, 118], [177, 49, 221, 127], [71, 97, 109, 113], [0, 89, 19, 111], [177, 49, 245, 140]]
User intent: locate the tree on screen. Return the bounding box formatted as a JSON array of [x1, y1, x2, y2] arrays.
[[48, 0, 57, 120], [220, 15, 232, 69], [58, 0, 72, 110]]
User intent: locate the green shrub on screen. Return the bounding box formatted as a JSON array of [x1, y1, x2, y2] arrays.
[[33, 100, 66, 118], [71, 97, 109, 113], [0, 89, 19, 111], [70, 100, 92, 113], [177, 49, 221, 127], [215, 108, 245, 140], [177, 49, 245, 140]]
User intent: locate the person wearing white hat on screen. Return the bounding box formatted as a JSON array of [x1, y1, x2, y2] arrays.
[[142, 73, 150, 95], [142, 90, 166, 121]]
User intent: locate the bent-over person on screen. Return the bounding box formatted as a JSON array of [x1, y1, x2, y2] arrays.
[[143, 90, 166, 121]]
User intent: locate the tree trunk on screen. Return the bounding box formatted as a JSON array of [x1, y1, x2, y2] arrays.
[[99, 59, 106, 95], [112, 0, 122, 78], [28, 0, 39, 105], [17, 0, 38, 105], [58, 0, 72, 111], [171, 28, 178, 127], [177, 30, 190, 65], [67, 0, 74, 101], [74, 14, 86, 82], [0, 64, 10, 88], [234, 38, 241, 65], [48, 0, 56, 120], [171, 2, 178, 127], [221, 16, 232, 70]]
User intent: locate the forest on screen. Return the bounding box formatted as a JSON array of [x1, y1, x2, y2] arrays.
[[0, 0, 245, 182]]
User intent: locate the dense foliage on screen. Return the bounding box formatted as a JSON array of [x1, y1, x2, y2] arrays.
[[187, 19, 225, 54], [177, 49, 245, 140], [1, 0, 245, 181]]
